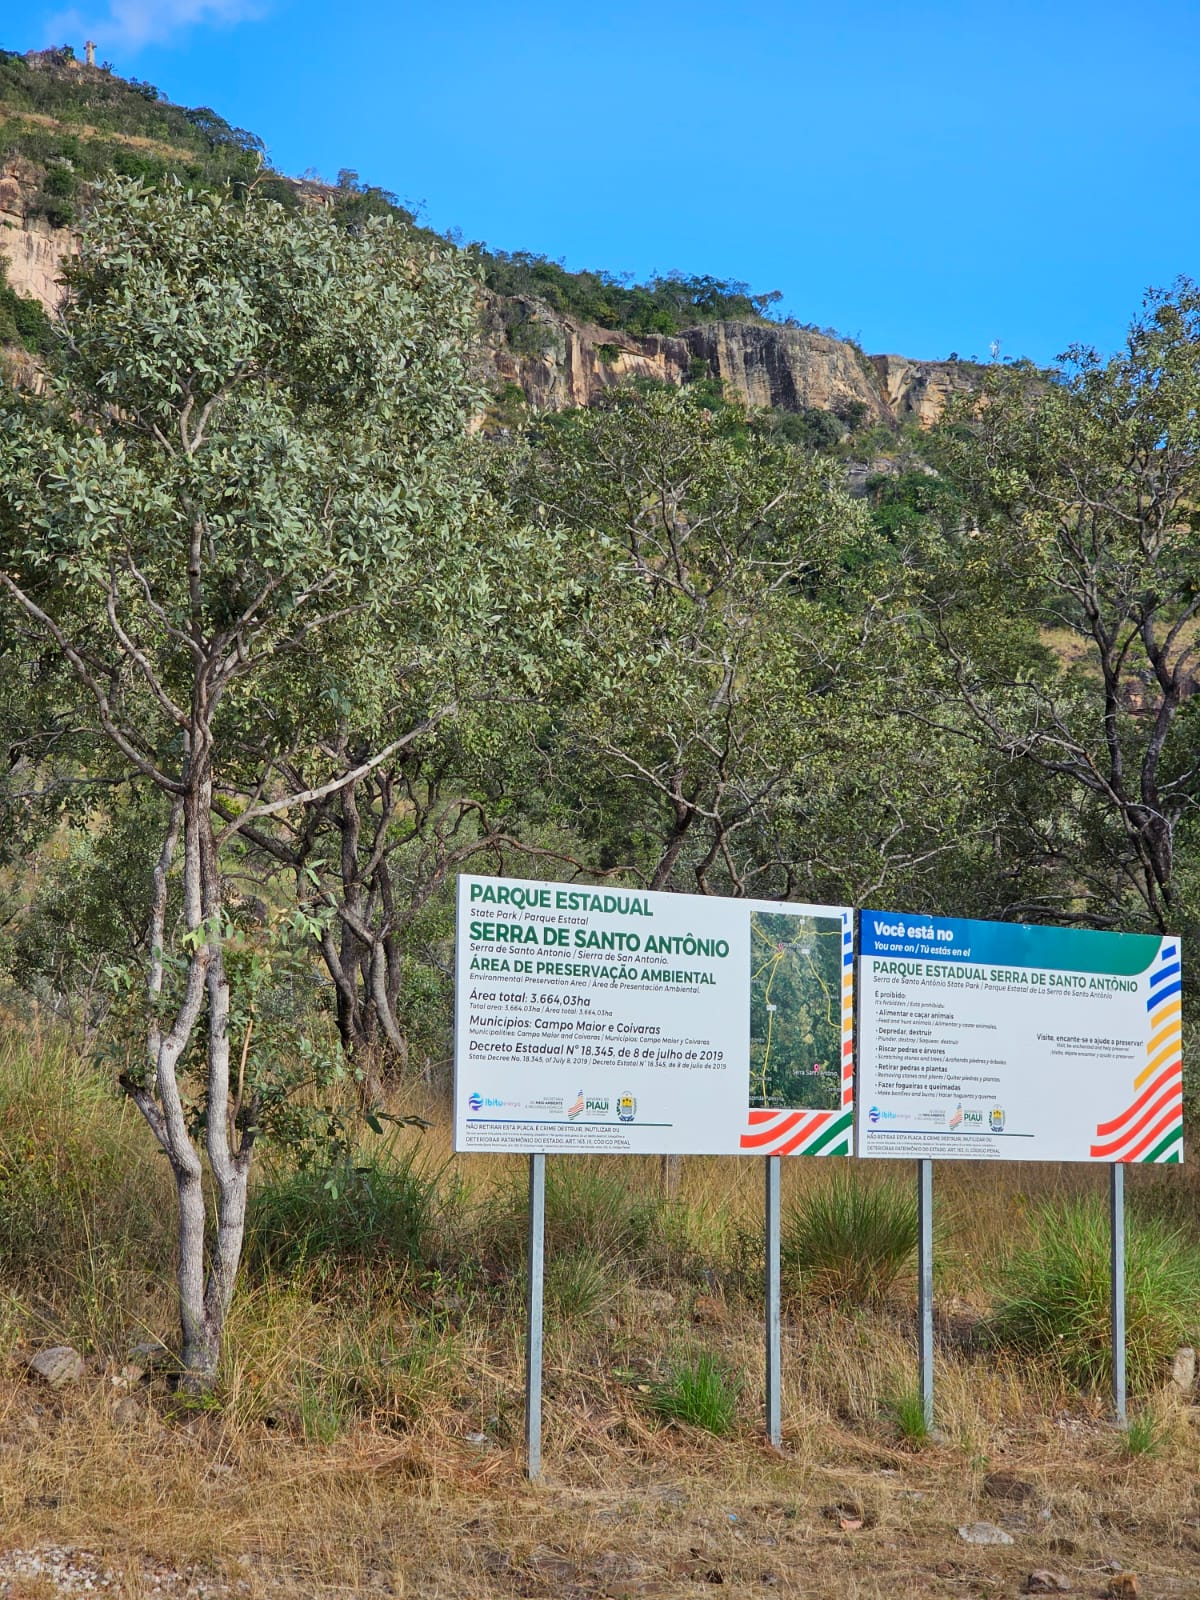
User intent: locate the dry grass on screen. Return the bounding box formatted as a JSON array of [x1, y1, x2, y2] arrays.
[[3, 1034, 1200, 1597], [0, 105, 219, 169]]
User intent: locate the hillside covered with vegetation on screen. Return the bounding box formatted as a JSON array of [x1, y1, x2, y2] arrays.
[[0, 47, 1197, 1595], [0, 46, 799, 339]]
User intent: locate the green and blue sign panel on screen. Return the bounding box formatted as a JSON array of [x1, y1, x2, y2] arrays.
[[856, 912, 1183, 1163]]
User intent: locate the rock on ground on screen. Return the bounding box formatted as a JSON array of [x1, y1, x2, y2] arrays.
[[24, 1346, 85, 1387], [957, 1521, 1014, 1546]]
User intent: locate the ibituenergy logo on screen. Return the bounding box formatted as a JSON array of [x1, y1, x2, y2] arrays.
[[468, 1092, 483, 1112]]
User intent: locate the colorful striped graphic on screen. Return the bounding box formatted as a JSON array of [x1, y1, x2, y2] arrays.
[[740, 910, 854, 1156], [841, 918, 854, 1110], [741, 1106, 853, 1156], [1089, 941, 1184, 1163]]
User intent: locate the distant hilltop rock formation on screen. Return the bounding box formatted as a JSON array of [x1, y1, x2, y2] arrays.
[[1, 164, 974, 430], [479, 292, 975, 427]]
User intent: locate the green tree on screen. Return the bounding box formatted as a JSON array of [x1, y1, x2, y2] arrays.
[[506, 387, 872, 897], [217, 481, 586, 1098], [931, 280, 1200, 935], [0, 178, 483, 1385]]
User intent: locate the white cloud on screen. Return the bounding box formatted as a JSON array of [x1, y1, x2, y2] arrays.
[[44, 0, 268, 56]]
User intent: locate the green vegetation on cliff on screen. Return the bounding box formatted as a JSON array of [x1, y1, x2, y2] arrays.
[[0, 46, 787, 337], [0, 47, 265, 226], [473, 250, 784, 336]]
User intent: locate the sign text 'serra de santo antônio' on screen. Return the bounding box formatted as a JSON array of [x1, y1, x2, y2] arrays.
[[454, 875, 854, 1156], [857, 912, 1183, 1163]]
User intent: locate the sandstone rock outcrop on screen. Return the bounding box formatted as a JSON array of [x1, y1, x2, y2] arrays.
[[478, 293, 971, 428], [681, 321, 888, 420], [871, 352, 978, 426], [0, 179, 971, 431], [0, 168, 71, 313]]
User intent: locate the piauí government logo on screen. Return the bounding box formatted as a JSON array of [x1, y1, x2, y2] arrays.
[[617, 1093, 637, 1123]]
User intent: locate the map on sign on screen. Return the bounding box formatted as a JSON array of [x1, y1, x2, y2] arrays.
[[749, 912, 844, 1110]]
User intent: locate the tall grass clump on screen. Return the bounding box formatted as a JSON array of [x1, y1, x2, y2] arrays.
[[484, 1158, 669, 1280], [883, 1386, 932, 1447], [246, 1144, 440, 1279], [0, 1029, 173, 1344], [989, 1199, 1200, 1392], [782, 1169, 917, 1306], [649, 1351, 740, 1435]]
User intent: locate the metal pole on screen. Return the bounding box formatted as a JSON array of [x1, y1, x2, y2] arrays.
[[525, 1152, 546, 1479], [765, 1155, 782, 1448], [1110, 1161, 1126, 1426], [917, 1158, 934, 1430]]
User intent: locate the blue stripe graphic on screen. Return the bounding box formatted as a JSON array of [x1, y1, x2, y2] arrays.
[[1148, 979, 1182, 1010], [1150, 961, 1181, 989]]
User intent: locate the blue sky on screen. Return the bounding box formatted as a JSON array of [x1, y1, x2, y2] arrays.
[[10, 0, 1200, 363]]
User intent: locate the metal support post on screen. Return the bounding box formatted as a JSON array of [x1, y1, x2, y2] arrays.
[[917, 1158, 934, 1430], [525, 1152, 546, 1478], [1110, 1161, 1127, 1426], [765, 1155, 782, 1448]]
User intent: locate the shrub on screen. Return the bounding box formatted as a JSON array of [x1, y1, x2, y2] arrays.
[[782, 1170, 917, 1306], [649, 1352, 740, 1434], [246, 1147, 439, 1278], [506, 315, 560, 359], [0, 277, 55, 355], [988, 1199, 1200, 1393], [543, 1159, 665, 1259]]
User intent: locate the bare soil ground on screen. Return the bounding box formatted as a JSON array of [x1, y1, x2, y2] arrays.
[[3, 1053, 1198, 1599], [3, 1344, 1199, 1599]]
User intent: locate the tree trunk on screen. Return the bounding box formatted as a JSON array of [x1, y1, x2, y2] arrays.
[[128, 745, 257, 1392]]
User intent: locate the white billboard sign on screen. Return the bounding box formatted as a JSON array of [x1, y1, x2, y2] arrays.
[[454, 875, 853, 1156], [857, 911, 1183, 1163]]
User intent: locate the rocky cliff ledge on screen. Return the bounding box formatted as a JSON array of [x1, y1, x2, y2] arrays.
[[477, 291, 974, 427], [0, 186, 974, 429], [0, 168, 72, 312]]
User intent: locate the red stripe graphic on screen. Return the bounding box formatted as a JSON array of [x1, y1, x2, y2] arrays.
[[770, 1114, 831, 1156], [1090, 1091, 1183, 1160], [1115, 1102, 1185, 1163], [740, 1112, 804, 1149], [1093, 1061, 1181, 1138]]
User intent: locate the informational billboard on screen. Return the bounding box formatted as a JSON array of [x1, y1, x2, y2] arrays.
[[454, 875, 853, 1156], [857, 911, 1183, 1163]]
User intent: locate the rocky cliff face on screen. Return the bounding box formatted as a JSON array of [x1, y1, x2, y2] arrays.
[[870, 353, 978, 427], [478, 291, 974, 428], [0, 183, 972, 430], [0, 168, 72, 311]]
